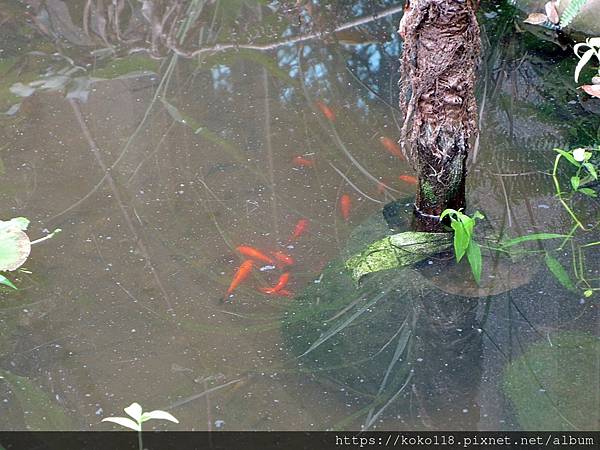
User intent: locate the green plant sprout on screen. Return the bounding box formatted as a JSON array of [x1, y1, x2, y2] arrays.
[[102, 402, 179, 450], [552, 147, 598, 230], [440, 209, 484, 284], [0, 217, 61, 290]]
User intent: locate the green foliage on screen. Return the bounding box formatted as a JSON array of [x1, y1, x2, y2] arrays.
[[0, 217, 61, 291], [440, 209, 484, 284], [560, 0, 589, 28], [503, 332, 600, 430]]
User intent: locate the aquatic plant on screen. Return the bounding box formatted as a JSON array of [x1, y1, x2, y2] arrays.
[[0, 217, 60, 290], [440, 209, 484, 284], [102, 402, 179, 450]]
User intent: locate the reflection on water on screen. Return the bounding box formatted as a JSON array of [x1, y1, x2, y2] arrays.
[[0, 0, 598, 431]]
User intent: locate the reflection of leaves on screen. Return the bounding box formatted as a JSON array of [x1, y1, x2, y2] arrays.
[[204, 49, 298, 87], [1, 370, 74, 430], [544, 253, 577, 293]]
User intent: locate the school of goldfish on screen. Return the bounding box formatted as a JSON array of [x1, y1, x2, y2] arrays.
[[224, 104, 419, 300]]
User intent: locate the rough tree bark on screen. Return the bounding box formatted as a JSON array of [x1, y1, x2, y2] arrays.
[[399, 0, 480, 231]]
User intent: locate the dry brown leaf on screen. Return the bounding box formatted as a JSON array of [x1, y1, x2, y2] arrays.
[[524, 13, 548, 25], [581, 84, 600, 98], [545, 1, 560, 24]]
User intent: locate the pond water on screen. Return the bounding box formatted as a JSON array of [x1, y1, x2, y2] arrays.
[[0, 0, 598, 431]]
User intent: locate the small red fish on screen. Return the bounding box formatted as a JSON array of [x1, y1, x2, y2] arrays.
[[340, 194, 352, 221], [289, 219, 309, 242], [259, 272, 290, 295], [292, 156, 315, 168], [379, 136, 404, 159], [236, 246, 275, 265], [315, 101, 336, 122], [272, 251, 295, 267], [398, 175, 418, 185], [226, 260, 254, 296]]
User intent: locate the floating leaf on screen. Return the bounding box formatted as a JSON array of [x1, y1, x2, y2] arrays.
[[0, 226, 31, 271], [544, 253, 577, 293], [581, 84, 600, 98], [523, 13, 548, 25]]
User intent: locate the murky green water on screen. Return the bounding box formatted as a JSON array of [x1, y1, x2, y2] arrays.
[[0, 0, 598, 431]]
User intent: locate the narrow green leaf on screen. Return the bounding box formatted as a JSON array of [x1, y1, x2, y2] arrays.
[[500, 233, 568, 248], [0, 274, 17, 289], [570, 176, 581, 191], [578, 187, 597, 197], [451, 221, 469, 262], [555, 148, 580, 167], [466, 242, 482, 284], [583, 162, 598, 180], [544, 253, 577, 293]]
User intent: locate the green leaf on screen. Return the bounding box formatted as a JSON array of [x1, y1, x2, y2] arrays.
[[466, 242, 482, 284], [584, 290, 593, 297], [440, 209, 457, 221], [544, 253, 577, 293], [578, 187, 597, 197], [570, 176, 581, 191], [101, 417, 141, 431], [583, 162, 598, 180], [0, 274, 17, 289], [0, 227, 31, 271], [451, 221, 469, 262], [555, 148, 580, 167], [0, 217, 29, 231], [500, 233, 568, 248], [574, 48, 595, 82], [140, 410, 179, 424]]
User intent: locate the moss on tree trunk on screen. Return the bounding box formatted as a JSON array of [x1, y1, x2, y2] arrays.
[[399, 0, 480, 231]]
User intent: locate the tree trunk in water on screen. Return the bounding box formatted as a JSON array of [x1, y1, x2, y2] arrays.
[[399, 0, 480, 231]]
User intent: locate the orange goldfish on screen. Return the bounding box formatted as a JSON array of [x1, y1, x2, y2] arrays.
[[259, 272, 290, 295], [226, 260, 254, 296], [340, 194, 352, 221], [292, 156, 315, 168], [289, 219, 309, 242], [399, 175, 418, 185], [275, 289, 293, 297], [236, 246, 275, 265], [379, 136, 404, 159], [315, 101, 336, 122], [272, 251, 295, 267]]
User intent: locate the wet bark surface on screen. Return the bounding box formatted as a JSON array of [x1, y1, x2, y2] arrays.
[[399, 0, 481, 231]]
